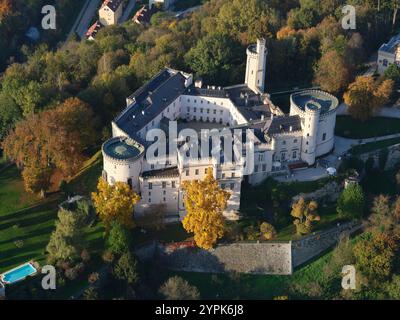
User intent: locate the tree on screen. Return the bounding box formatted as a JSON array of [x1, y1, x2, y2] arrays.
[[46, 209, 85, 263], [92, 177, 140, 230], [185, 33, 242, 84], [83, 287, 99, 300], [159, 276, 200, 300], [290, 198, 320, 235], [337, 184, 365, 220], [106, 221, 132, 255], [384, 63, 400, 85], [344, 76, 394, 121], [181, 168, 230, 250], [353, 232, 399, 280], [2, 98, 96, 194], [113, 252, 139, 285], [0, 0, 12, 21], [259, 222, 277, 240], [369, 195, 395, 233], [314, 50, 351, 93]]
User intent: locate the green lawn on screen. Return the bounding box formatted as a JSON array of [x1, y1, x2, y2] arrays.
[[335, 116, 400, 138], [0, 152, 104, 273], [351, 137, 400, 155]]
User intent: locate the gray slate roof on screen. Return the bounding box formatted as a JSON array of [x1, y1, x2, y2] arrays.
[[265, 115, 301, 136], [114, 68, 187, 137]]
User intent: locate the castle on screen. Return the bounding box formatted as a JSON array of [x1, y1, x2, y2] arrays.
[[102, 39, 339, 220]]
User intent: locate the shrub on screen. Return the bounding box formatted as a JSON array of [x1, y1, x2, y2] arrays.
[[159, 276, 200, 300]]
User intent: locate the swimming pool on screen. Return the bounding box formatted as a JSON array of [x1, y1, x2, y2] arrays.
[[1, 263, 37, 284]]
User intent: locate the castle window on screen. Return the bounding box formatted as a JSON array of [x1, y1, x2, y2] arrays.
[[127, 178, 132, 189], [149, 198, 152, 203], [187, 99, 190, 102], [213, 110, 216, 114], [230, 183, 235, 190], [186, 170, 189, 176], [222, 173, 225, 178], [194, 107, 197, 112], [200, 108, 203, 113], [293, 151, 297, 159], [163, 197, 166, 202], [221, 183, 225, 189], [294, 139, 298, 143], [262, 164, 267, 171], [187, 107, 190, 112], [282, 141, 286, 145], [172, 181, 176, 188], [162, 182, 166, 188], [207, 109, 210, 114], [322, 133, 327, 141], [194, 100, 197, 103], [231, 172, 235, 178], [195, 169, 199, 175], [149, 183, 153, 189], [163, 190, 166, 195]]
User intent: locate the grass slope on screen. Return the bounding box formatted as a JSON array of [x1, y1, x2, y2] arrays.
[[0, 152, 104, 273]]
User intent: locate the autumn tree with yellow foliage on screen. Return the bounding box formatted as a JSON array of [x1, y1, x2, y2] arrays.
[[92, 177, 140, 230], [181, 168, 230, 250], [291, 198, 320, 235], [344, 76, 394, 122]]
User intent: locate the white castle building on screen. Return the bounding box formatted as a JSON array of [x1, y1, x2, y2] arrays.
[[102, 39, 339, 221]]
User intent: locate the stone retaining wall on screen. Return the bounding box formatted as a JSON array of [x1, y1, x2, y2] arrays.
[[135, 222, 362, 275]]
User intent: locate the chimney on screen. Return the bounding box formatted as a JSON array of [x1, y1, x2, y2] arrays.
[[195, 78, 203, 88]]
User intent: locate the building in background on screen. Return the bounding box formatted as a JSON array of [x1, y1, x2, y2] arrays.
[[99, 0, 124, 26], [86, 21, 103, 41], [149, 0, 177, 10], [377, 34, 400, 74], [133, 5, 157, 25]]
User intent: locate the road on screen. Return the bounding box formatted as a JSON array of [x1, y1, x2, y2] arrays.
[[119, 0, 136, 23]]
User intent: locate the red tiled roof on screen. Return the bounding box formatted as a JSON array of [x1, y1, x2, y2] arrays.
[[86, 21, 102, 38]]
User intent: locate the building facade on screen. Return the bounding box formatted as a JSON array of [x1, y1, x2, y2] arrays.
[[377, 34, 400, 75], [102, 39, 339, 221], [99, 0, 124, 26]]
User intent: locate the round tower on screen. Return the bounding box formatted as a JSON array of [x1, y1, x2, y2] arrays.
[[245, 38, 268, 94], [102, 136, 145, 192], [301, 103, 320, 165]]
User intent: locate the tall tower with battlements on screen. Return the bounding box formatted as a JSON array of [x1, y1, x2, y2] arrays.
[[245, 38, 268, 94]]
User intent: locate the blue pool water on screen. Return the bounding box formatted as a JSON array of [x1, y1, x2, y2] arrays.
[[2, 263, 37, 283]]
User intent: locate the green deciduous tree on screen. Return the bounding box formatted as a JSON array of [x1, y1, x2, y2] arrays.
[[106, 221, 132, 255], [113, 252, 139, 285], [337, 184, 365, 220], [46, 209, 85, 263]]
